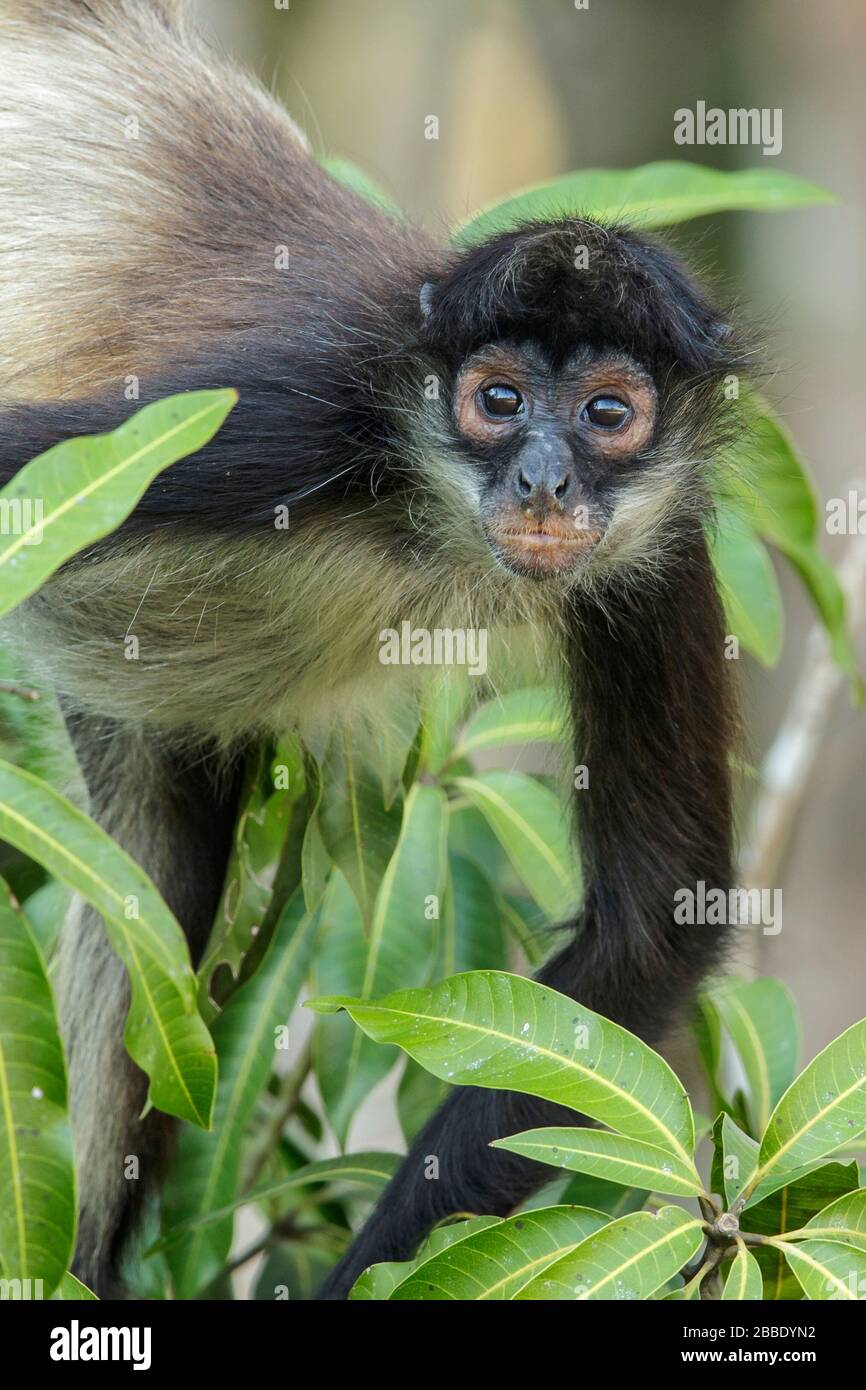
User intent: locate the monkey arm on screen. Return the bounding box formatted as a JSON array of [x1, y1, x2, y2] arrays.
[[319, 526, 735, 1298]]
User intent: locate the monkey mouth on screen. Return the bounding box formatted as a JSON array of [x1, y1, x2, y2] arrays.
[[487, 524, 603, 578]]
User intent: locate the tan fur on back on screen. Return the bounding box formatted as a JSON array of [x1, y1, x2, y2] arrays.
[[0, 0, 311, 401]]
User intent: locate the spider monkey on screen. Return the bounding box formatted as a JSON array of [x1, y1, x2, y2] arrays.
[[0, 1, 745, 1299]]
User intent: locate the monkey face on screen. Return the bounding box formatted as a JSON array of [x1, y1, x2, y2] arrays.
[[450, 341, 657, 578]]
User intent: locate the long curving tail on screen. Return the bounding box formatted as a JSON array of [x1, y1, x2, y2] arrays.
[[319, 529, 736, 1297], [55, 714, 240, 1294]]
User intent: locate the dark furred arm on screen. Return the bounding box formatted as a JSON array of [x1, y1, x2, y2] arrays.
[[319, 527, 735, 1298]]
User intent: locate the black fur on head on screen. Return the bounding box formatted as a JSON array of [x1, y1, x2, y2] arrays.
[[418, 220, 747, 380]]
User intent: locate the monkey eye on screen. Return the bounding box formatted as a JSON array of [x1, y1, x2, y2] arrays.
[[580, 394, 632, 430], [477, 383, 524, 419]]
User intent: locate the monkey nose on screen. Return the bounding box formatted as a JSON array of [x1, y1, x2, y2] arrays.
[[513, 455, 575, 507]]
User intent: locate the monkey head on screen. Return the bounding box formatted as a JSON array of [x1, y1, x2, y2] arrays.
[[417, 220, 746, 582]]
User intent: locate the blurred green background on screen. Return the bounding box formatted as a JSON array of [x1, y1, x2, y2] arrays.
[[195, 0, 866, 1060]]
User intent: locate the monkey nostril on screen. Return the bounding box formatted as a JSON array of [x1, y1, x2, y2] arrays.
[[553, 474, 570, 501], [517, 469, 533, 498]]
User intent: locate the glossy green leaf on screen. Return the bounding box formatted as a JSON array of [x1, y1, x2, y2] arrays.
[[0, 760, 215, 1128], [390, 1206, 608, 1300], [309, 971, 696, 1164], [197, 739, 307, 1017], [315, 785, 448, 1143], [51, 1272, 98, 1300], [724, 405, 858, 682], [448, 687, 565, 763], [711, 506, 783, 666], [711, 1112, 759, 1206], [449, 773, 581, 920], [313, 871, 396, 1144], [317, 735, 403, 926], [440, 853, 506, 977], [755, 1018, 866, 1186], [559, 1173, 648, 1218], [254, 1242, 337, 1301], [778, 1239, 866, 1300], [164, 892, 317, 1297], [456, 162, 833, 245], [0, 390, 236, 618], [747, 1161, 858, 1234], [801, 1188, 866, 1252], [494, 1127, 705, 1198], [349, 1215, 502, 1300], [160, 1151, 401, 1254], [707, 977, 800, 1134], [516, 1205, 703, 1301], [0, 877, 74, 1294], [420, 670, 474, 775], [722, 1244, 763, 1300]]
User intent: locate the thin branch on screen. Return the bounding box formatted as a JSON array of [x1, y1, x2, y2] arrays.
[[740, 530, 866, 889]]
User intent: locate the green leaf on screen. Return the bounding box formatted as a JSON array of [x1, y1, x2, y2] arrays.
[[493, 1127, 705, 1198], [317, 735, 403, 926], [692, 995, 728, 1119], [151, 1152, 401, 1255], [448, 687, 565, 763], [254, 1242, 337, 1301], [747, 1162, 861, 1301], [0, 877, 74, 1294], [321, 157, 405, 220], [350, 1215, 502, 1300], [313, 872, 396, 1144], [197, 739, 307, 1017], [440, 854, 507, 977], [723, 405, 859, 683], [801, 1188, 866, 1252], [748, 1161, 858, 1234], [711, 506, 783, 665], [315, 785, 448, 1143], [51, 1272, 98, 1300], [309, 971, 696, 1164], [706, 977, 800, 1134], [664, 1272, 704, 1300], [516, 1205, 704, 1301], [755, 1018, 866, 1186], [163, 892, 317, 1297], [420, 670, 474, 775], [363, 783, 448, 998], [711, 1112, 759, 1206], [390, 1206, 608, 1300], [0, 390, 236, 619], [778, 1239, 866, 1300], [722, 1244, 763, 1301], [449, 772, 581, 919], [456, 162, 834, 245], [559, 1173, 648, 1218], [18, 879, 69, 960], [0, 761, 215, 1127]]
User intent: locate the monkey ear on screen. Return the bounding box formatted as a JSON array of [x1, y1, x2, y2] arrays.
[[419, 281, 437, 321]]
